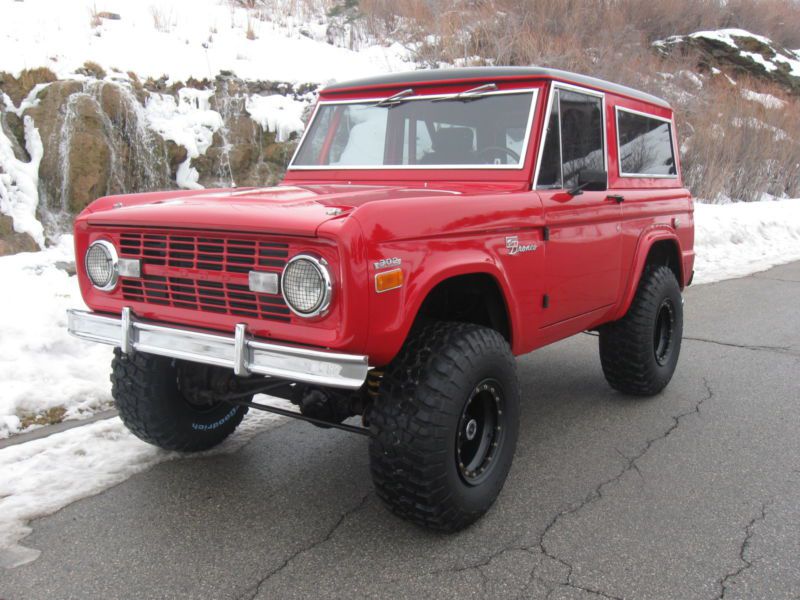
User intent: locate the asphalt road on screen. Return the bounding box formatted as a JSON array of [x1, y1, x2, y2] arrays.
[[2, 263, 799, 600]]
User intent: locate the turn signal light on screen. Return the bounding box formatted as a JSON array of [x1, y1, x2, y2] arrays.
[[375, 268, 403, 293]]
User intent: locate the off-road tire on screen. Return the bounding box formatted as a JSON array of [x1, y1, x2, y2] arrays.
[[369, 322, 520, 532], [599, 265, 683, 396], [111, 349, 248, 451]]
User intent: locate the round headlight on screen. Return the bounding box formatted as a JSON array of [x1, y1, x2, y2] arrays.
[[85, 240, 118, 291], [281, 255, 332, 317]]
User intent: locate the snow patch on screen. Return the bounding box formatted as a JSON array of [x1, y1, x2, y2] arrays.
[[741, 89, 786, 109], [2, 84, 50, 117], [690, 28, 773, 48], [731, 116, 788, 141], [144, 88, 222, 189], [0, 115, 45, 247], [689, 28, 800, 78], [0, 237, 112, 439], [246, 94, 307, 143], [740, 51, 779, 73], [693, 199, 800, 284], [683, 70, 704, 89]]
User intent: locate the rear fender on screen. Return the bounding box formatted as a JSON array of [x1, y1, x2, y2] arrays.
[[612, 227, 683, 321]]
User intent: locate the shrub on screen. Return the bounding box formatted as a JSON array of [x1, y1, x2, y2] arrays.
[[682, 77, 800, 201], [150, 5, 176, 32], [348, 0, 800, 201], [88, 3, 102, 28], [77, 61, 107, 79]]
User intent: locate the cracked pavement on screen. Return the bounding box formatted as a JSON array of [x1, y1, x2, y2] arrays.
[[2, 261, 800, 600]]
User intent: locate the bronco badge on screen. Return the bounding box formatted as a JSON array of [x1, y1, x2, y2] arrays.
[[505, 236, 538, 256]]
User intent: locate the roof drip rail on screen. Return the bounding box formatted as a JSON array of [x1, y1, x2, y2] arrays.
[[434, 83, 498, 102], [374, 88, 415, 107]]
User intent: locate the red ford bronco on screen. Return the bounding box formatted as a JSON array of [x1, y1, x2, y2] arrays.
[[69, 67, 694, 531]]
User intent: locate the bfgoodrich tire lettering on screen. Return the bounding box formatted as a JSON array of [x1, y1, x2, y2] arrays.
[[599, 265, 683, 396], [368, 322, 520, 532], [111, 348, 248, 451]]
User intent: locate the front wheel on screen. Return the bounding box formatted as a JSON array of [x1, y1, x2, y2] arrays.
[[599, 265, 683, 396], [111, 349, 249, 451], [368, 322, 520, 532]]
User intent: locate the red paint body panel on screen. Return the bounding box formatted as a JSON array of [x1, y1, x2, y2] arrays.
[[74, 70, 694, 372]]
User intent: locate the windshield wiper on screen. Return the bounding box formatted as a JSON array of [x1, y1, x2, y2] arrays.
[[434, 83, 498, 102], [374, 88, 415, 107]]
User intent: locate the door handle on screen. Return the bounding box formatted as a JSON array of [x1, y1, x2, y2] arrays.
[[607, 194, 625, 203]]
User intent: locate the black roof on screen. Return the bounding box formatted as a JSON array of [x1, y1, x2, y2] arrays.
[[322, 66, 671, 109]]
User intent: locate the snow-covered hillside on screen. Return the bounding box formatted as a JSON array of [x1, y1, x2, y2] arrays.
[[0, 0, 415, 252], [0, 0, 411, 83]]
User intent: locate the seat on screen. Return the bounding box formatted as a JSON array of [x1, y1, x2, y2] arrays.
[[418, 127, 475, 164]]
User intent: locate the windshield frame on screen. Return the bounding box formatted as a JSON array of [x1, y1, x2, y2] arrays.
[[287, 87, 540, 171]]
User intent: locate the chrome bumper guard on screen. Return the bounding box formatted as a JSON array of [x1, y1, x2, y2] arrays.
[[67, 308, 370, 389]]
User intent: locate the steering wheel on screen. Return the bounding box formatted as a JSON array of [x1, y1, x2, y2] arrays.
[[475, 146, 521, 164]]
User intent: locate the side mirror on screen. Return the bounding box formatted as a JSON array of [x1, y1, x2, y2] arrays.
[[568, 169, 608, 196]]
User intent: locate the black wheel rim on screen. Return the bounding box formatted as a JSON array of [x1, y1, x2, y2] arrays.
[[653, 299, 675, 366], [456, 378, 505, 486], [176, 363, 225, 413]]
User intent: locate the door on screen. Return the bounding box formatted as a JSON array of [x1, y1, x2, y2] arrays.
[[535, 86, 622, 327]]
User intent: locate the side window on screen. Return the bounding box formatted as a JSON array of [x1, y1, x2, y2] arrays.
[[616, 109, 677, 176], [536, 88, 605, 189], [559, 90, 604, 187], [537, 90, 562, 187]]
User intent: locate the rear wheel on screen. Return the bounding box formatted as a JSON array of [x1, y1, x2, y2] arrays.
[[368, 322, 520, 532], [599, 265, 683, 396], [111, 349, 248, 451]]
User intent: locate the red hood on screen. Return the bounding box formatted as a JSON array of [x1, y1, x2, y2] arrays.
[[81, 184, 487, 236]]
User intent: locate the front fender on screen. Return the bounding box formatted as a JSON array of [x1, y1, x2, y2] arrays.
[[363, 244, 520, 366]]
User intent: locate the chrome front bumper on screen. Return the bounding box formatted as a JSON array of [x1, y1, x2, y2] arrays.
[[67, 308, 370, 389]]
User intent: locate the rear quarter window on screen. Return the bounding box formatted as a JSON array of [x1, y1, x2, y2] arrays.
[[616, 108, 677, 177]]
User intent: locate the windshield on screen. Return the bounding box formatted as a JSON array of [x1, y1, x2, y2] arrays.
[[290, 90, 537, 169]]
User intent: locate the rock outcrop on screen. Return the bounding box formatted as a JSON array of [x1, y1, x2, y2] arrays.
[[0, 73, 312, 254], [0, 214, 37, 255], [1, 102, 43, 256], [656, 29, 800, 94], [26, 80, 173, 223], [193, 77, 301, 189]]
